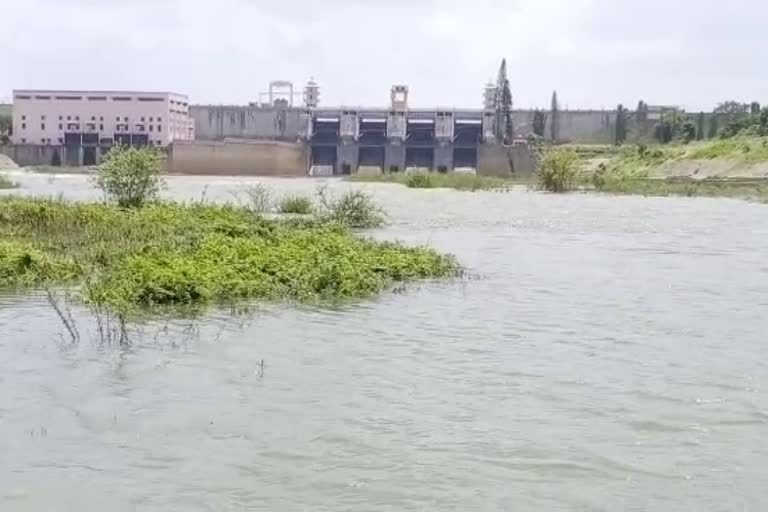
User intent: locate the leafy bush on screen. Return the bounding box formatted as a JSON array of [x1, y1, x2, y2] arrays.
[[539, 148, 580, 192], [278, 195, 313, 214], [316, 187, 385, 228], [406, 173, 435, 188], [93, 145, 165, 208]]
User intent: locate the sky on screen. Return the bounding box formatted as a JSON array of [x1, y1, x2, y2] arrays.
[[2, 0, 767, 111]]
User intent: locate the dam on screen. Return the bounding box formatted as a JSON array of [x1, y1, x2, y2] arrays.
[[186, 81, 615, 176]]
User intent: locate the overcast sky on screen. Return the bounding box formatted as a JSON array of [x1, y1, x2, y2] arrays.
[[2, 0, 766, 110]]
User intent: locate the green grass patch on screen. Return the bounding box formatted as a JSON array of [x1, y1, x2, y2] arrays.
[[593, 176, 768, 202], [348, 172, 526, 191], [0, 197, 460, 315], [277, 195, 313, 214]]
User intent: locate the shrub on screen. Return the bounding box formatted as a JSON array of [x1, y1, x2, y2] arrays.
[[240, 183, 272, 213], [539, 148, 580, 192], [93, 144, 165, 208], [317, 186, 385, 228], [0, 174, 16, 189], [406, 173, 435, 188], [278, 195, 313, 214]]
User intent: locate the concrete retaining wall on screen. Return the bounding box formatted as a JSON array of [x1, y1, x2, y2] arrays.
[[0, 144, 64, 166], [167, 140, 307, 176], [478, 145, 536, 176], [191, 105, 305, 141]]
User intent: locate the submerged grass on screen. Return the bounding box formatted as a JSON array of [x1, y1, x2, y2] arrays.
[[348, 172, 526, 191], [0, 197, 460, 314]]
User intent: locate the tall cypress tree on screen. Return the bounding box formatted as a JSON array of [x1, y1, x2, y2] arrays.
[[614, 104, 627, 145], [532, 109, 547, 137], [550, 91, 560, 142], [696, 112, 705, 140], [496, 59, 513, 143], [708, 115, 719, 139]]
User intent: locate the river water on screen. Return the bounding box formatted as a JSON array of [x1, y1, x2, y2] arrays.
[[2, 171, 768, 511]]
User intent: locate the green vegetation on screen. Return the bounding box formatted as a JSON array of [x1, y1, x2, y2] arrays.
[[93, 145, 165, 208], [539, 148, 581, 192], [348, 172, 524, 191], [496, 58, 513, 143], [239, 183, 273, 213], [406, 173, 435, 188], [0, 197, 459, 315], [316, 187, 386, 228], [278, 195, 313, 214], [593, 176, 768, 202], [586, 140, 768, 202], [0, 112, 12, 145], [0, 173, 16, 189]]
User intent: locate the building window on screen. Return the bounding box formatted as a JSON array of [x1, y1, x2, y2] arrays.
[[87, 96, 107, 101], [91, 116, 96, 121], [55, 96, 83, 100], [58, 123, 63, 130], [158, 117, 162, 122], [21, 123, 26, 130], [58, 138, 63, 144], [138, 97, 163, 102], [21, 138, 26, 143], [21, 115, 26, 120], [100, 124, 104, 131], [99, 116, 104, 121], [124, 117, 128, 122], [157, 125, 162, 132], [41, 123, 46, 130], [41, 115, 46, 120], [116, 116, 120, 121], [141, 117, 145, 122], [75, 116, 79, 121], [67, 116, 71, 120], [35, 95, 51, 100], [16, 95, 31, 100], [149, 117, 154, 122], [59, 116, 63, 121], [149, 125, 153, 132]]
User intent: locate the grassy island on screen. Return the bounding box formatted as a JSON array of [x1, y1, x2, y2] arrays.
[[0, 197, 460, 315]]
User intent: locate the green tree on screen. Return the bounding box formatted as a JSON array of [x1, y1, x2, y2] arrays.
[[614, 104, 628, 145], [495, 59, 514, 143], [550, 90, 560, 142], [707, 115, 719, 138], [635, 100, 649, 123], [532, 109, 547, 137], [750, 102, 761, 115], [714, 101, 749, 115], [681, 120, 696, 143], [93, 144, 165, 208], [696, 112, 705, 141], [0, 114, 12, 145]]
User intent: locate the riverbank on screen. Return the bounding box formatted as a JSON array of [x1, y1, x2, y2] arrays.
[[347, 172, 533, 191], [0, 196, 460, 315]]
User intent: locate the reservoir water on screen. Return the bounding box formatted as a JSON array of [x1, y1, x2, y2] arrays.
[[2, 171, 768, 510]]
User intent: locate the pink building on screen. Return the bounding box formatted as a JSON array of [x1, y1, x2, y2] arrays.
[[11, 90, 194, 147]]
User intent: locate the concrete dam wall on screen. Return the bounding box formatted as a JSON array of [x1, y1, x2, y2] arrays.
[[167, 140, 307, 176]]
